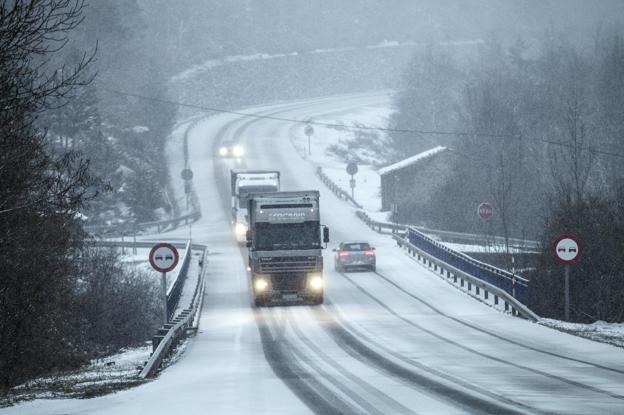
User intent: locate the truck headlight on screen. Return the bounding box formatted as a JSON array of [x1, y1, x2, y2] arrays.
[[232, 144, 244, 157], [235, 222, 247, 236], [308, 274, 323, 291], [218, 146, 228, 156], [254, 278, 268, 291]]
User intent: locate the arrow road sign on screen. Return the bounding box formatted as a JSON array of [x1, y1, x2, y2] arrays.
[[552, 234, 582, 264], [149, 243, 179, 273]]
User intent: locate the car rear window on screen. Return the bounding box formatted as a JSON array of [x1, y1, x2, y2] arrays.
[[342, 243, 370, 251]]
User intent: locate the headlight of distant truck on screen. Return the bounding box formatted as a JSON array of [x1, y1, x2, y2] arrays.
[[218, 146, 228, 156], [308, 274, 323, 291], [254, 277, 268, 291], [232, 144, 244, 157], [235, 222, 247, 236]]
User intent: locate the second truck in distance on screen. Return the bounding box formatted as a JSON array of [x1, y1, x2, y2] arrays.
[[230, 170, 280, 241]]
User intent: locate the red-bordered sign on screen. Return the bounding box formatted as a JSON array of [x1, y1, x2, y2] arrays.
[[478, 202, 493, 220], [551, 234, 582, 265], [149, 243, 179, 273]]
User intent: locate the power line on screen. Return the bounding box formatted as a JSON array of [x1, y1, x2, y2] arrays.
[[100, 87, 624, 160]]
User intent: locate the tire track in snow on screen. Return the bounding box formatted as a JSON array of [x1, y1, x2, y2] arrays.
[[338, 270, 624, 402], [287, 308, 419, 415], [312, 302, 539, 415], [391, 254, 624, 375]]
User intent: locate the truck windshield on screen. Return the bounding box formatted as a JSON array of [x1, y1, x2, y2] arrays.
[[238, 185, 278, 207], [254, 221, 320, 250]]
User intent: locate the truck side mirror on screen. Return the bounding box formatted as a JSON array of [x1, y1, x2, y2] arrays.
[[246, 241, 252, 248], [246, 230, 251, 241], [323, 227, 330, 243]]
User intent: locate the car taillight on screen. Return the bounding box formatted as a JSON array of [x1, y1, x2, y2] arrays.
[[365, 250, 375, 256], [339, 252, 349, 257]]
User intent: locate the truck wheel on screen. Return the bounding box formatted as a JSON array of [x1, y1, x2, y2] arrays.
[[370, 265, 376, 272], [254, 296, 266, 307]]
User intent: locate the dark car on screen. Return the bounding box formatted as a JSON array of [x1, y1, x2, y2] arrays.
[[217, 140, 244, 158], [333, 242, 376, 272]]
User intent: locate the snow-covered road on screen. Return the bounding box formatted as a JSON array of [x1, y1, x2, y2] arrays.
[[6, 93, 624, 414]]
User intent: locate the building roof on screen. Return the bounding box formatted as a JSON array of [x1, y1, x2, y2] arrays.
[[378, 146, 447, 176]]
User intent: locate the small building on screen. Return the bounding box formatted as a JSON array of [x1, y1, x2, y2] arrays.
[[379, 146, 452, 223]]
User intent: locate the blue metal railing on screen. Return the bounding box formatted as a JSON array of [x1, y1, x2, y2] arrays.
[[406, 227, 530, 305]]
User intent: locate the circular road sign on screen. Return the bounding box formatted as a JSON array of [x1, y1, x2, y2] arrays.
[[478, 202, 493, 220], [149, 243, 179, 273], [304, 125, 314, 136], [181, 168, 193, 181], [552, 234, 582, 264], [346, 161, 358, 176]]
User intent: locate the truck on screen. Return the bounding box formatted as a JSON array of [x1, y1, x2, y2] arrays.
[[245, 190, 329, 306], [230, 170, 280, 241]]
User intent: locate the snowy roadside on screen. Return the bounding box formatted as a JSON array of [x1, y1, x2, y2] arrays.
[[288, 100, 391, 215], [1, 346, 150, 406], [540, 319, 624, 349]]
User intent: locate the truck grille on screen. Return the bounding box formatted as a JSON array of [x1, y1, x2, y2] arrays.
[[259, 256, 318, 273], [270, 274, 306, 292]]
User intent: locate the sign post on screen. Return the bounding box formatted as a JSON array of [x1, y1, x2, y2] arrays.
[[551, 234, 582, 321], [346, 161, 358, 200], [181, 169, 193, 210], [149, 243, 180, 325], [304, 125, 314, 156]]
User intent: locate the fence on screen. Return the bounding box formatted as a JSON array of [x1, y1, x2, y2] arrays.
[[84, 210, 201, 238], [316, 166, 363, 208], [396, 227, 538, 320]]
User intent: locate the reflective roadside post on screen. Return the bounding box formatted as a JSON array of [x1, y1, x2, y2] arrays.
[[551, 235, 582, 321]]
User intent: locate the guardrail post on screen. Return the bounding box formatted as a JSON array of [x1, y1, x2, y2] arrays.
[[467, 282, 472, 291], [476, 286, 480, 295], [484, 290, 488, 300], [504, 301, 509, 312], [453, 274, 457, 283], [460, 278, 464, 287], [494, 295, 498, 305]]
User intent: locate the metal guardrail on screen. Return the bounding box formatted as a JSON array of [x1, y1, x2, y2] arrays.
[[166, 240, 191, 320], [89, 240, 207, 251], [139, 247, 207, 379], [395, 228, 538, 321], [316, 166, 363, 208], [84, 209, 201, 237], [356, 211, 539, 250], [355, 210, 406, 234]]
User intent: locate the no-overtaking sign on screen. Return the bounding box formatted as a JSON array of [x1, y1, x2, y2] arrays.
[[552, 235, 582, 265], [149, 243, 179, 273]]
